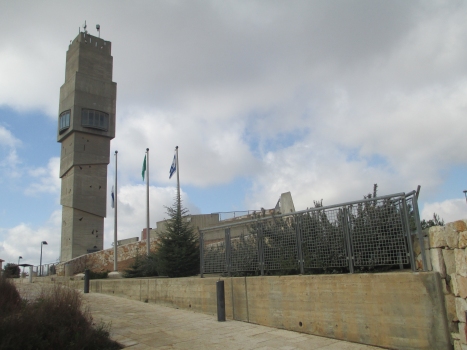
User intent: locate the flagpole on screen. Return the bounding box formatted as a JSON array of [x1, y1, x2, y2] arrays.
[[175, 146, 180, 212], [146, 148, 150, 256], [113, 150, 118, 271]]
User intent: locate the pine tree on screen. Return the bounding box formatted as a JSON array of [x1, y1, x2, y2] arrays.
[[155, 198, 200, 277]]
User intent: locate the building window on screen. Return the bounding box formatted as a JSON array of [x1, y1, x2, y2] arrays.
[[59, 110, 71, 132], [81, 109, 109, 131]]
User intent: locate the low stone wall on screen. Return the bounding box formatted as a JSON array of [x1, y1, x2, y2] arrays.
[[55, 238, 159, 276], [87, 272, 449, 350], [422, 220, 467, 350]]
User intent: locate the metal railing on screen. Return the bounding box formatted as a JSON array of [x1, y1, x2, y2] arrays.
[[31, 263, 57, 277], [199, 190, 427, 277], [216, 210, 260, 221]]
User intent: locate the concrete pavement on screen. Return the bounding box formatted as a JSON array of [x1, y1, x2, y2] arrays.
[[81, 292, 386, 350]]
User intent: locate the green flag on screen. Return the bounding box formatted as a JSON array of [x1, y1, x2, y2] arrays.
[[142, 155, 146, 181]]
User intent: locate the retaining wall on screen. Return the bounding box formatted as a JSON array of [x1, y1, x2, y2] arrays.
[[87, 272, 449, 350]]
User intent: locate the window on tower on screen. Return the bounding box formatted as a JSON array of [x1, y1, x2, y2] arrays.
[[81, 109, 109, 131], [59, 110, 71, 132]]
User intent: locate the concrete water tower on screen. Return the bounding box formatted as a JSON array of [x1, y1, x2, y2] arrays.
[[57, 28, 116, 261]]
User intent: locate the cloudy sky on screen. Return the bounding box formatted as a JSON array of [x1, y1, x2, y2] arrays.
[[1, 0, 467, 267]]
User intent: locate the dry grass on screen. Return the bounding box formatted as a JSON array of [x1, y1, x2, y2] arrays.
[[0, 276, 22, 315], [0, 276, 122, 350]]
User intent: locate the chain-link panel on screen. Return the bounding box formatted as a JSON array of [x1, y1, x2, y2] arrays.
[[348, 198, 409, 267], [300, 209, 348, 269]]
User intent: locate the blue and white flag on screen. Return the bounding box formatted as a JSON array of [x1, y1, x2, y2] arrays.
[[111, 185, 115, 208], [169, 153, 177, 179]]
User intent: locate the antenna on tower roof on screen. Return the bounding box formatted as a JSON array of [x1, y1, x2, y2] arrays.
[[83, 20, 87, 34], [96, 24, 100, 38]]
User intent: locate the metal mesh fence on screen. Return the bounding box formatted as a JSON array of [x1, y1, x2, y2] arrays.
[[262, 218, 298, 271], [347, 198, 409, 267], [230, 232, 259, 272], [200, 191, 425, 276], [202, 239, 226, 274], [300, 208, 348, 269]]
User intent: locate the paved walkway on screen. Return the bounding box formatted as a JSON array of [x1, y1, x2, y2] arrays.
[[17, 283, 385, 350]]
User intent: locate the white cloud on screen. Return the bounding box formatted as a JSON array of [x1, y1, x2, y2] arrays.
[[25, 157, 60, 196], [0, 38, 63, 117], [0, 125, 21, 148], [0, 210, 61, 266], [421, 199, 467, 224], [112, 109, 258, 187], [246, 140, 416, 212], [0, 125, 22, 178]]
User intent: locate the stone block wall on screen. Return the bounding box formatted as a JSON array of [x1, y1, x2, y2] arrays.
[[55, 237, 159, 276], [421, 220, 467, 350]]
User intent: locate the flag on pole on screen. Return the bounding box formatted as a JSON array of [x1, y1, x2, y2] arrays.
[[169, 153, 177, 179], [111, 186, 115, 208], [142, 155, 147, 181]]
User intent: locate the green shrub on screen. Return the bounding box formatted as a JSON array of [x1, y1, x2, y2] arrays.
[[88, 270, 109, 280], [3, 263, 20, 278], [123, 251, 159, 278], [421, 213, 445, 229], [123, 253, 146, 278]]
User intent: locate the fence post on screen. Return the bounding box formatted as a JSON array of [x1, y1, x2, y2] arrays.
[[225, 228, 231, 277], [216, 280, 226, 321], [295, 215, 304, 274], [199, 229, 204, 278], [257, 221, 265, 276], [342, 207, 354, 273], [411, 195, 428, 271], [401, 197, 416, 271], [28, 266, 33, 283], [84, 269, 90, 293]]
